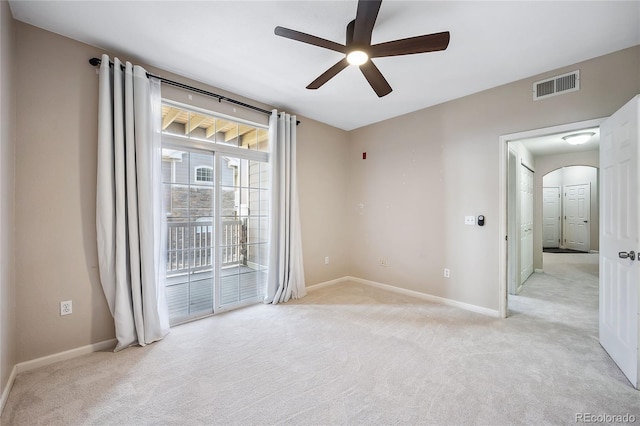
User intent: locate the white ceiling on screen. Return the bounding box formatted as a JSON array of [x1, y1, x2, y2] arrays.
[[8, 1, 640, 131]]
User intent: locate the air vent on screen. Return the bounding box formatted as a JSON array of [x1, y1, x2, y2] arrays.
[[533, 70, 580, 100]]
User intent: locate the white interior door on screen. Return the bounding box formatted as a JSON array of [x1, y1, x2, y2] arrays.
[[564, 183, 590, 251], [543, 187, 561, 248], [599, 94, 640, 389], [520, 165, 534, 284]]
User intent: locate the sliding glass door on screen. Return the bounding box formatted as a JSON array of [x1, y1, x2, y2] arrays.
[[161, 102, 269, 325]]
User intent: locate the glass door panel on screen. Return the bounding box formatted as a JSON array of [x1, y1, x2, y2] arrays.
[[217, 157, 268, 308], [163, 149, 215, 324]]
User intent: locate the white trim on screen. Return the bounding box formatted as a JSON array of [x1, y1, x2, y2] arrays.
[[306, 277, 349, 292], [0, 364, 17, 415], [535, 269, 544, 273], [162, 134, 269, 162], [499, 132, 509, 317], [500, 118, 605, 143], [347, 277, 500, 317], [306, 276, 499, 317], [498, 117, 606, 319], [15, 339, 116, 374]]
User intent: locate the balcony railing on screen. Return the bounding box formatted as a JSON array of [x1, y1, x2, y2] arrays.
[[166, 219, 245, 276]]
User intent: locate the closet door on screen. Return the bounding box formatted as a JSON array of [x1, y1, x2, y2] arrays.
[[520, 165, 534, 284]]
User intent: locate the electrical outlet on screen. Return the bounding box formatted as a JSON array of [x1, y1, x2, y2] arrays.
[[444, 268, 450, 278], [325, 256, 329, 265], [60, 300, 72, 316], [379, 258, 389, 267]]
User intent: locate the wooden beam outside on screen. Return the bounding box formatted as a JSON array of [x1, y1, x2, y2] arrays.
[[205, 124, 217, 139], [162, 108, 181, 130], [185, 114, 207, 134], [216, 120, 236, 134], [240, 129, 268, 147], [225, 124, 254, 143]]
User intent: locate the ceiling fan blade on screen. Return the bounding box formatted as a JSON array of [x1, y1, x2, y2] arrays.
[[275, 26, 347, 54], [370, 31, 450, 58], [353, 0, 382, 45], [359, 60, 392, 97], [307, 58, 350, 90]]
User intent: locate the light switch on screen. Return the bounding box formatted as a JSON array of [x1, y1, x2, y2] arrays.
[[465, 216, 476, 225]]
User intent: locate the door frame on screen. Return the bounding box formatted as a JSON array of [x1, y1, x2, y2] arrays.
[[498, 118, 605, 318]]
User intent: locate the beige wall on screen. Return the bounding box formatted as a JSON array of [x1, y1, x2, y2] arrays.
[[13, 22, 350, 362], [348, 45, 640, 311], [14, 22, 115, 361], [295, 119, 351, 284], [0, 0, 17, 397]]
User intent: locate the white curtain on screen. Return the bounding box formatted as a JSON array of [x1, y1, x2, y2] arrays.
[[264, 111, 306, 304], [96, 54, 169, 351]]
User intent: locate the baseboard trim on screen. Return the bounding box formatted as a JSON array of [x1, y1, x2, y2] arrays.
[[15, 338, 117, 375], [306, 276, 499, 317], [0, 364, 18, 415], [349, 276, 500, 317], [306, 277, 349, 292]]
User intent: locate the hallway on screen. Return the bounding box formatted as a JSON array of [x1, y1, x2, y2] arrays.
[[509, 252, 599, 331]]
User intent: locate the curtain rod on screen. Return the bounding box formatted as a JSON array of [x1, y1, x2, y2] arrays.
[[89, 57, 299, 124]]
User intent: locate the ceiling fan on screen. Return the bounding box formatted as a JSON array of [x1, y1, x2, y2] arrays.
[[274, 0, 450, 97]]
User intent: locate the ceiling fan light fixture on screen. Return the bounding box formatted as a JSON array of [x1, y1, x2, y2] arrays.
[[562, 132, 595, 145], [274, 0, 450, 96], [346, 50, 369, 66]]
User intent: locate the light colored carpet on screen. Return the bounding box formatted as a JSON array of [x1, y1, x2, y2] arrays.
[[2, 253, 639, 425]]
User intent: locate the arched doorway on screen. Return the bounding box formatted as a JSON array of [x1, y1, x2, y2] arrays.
[[542, 166, 599, 254]]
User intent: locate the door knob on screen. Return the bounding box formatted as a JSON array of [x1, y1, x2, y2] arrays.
[[619, 251, 636, 261]]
